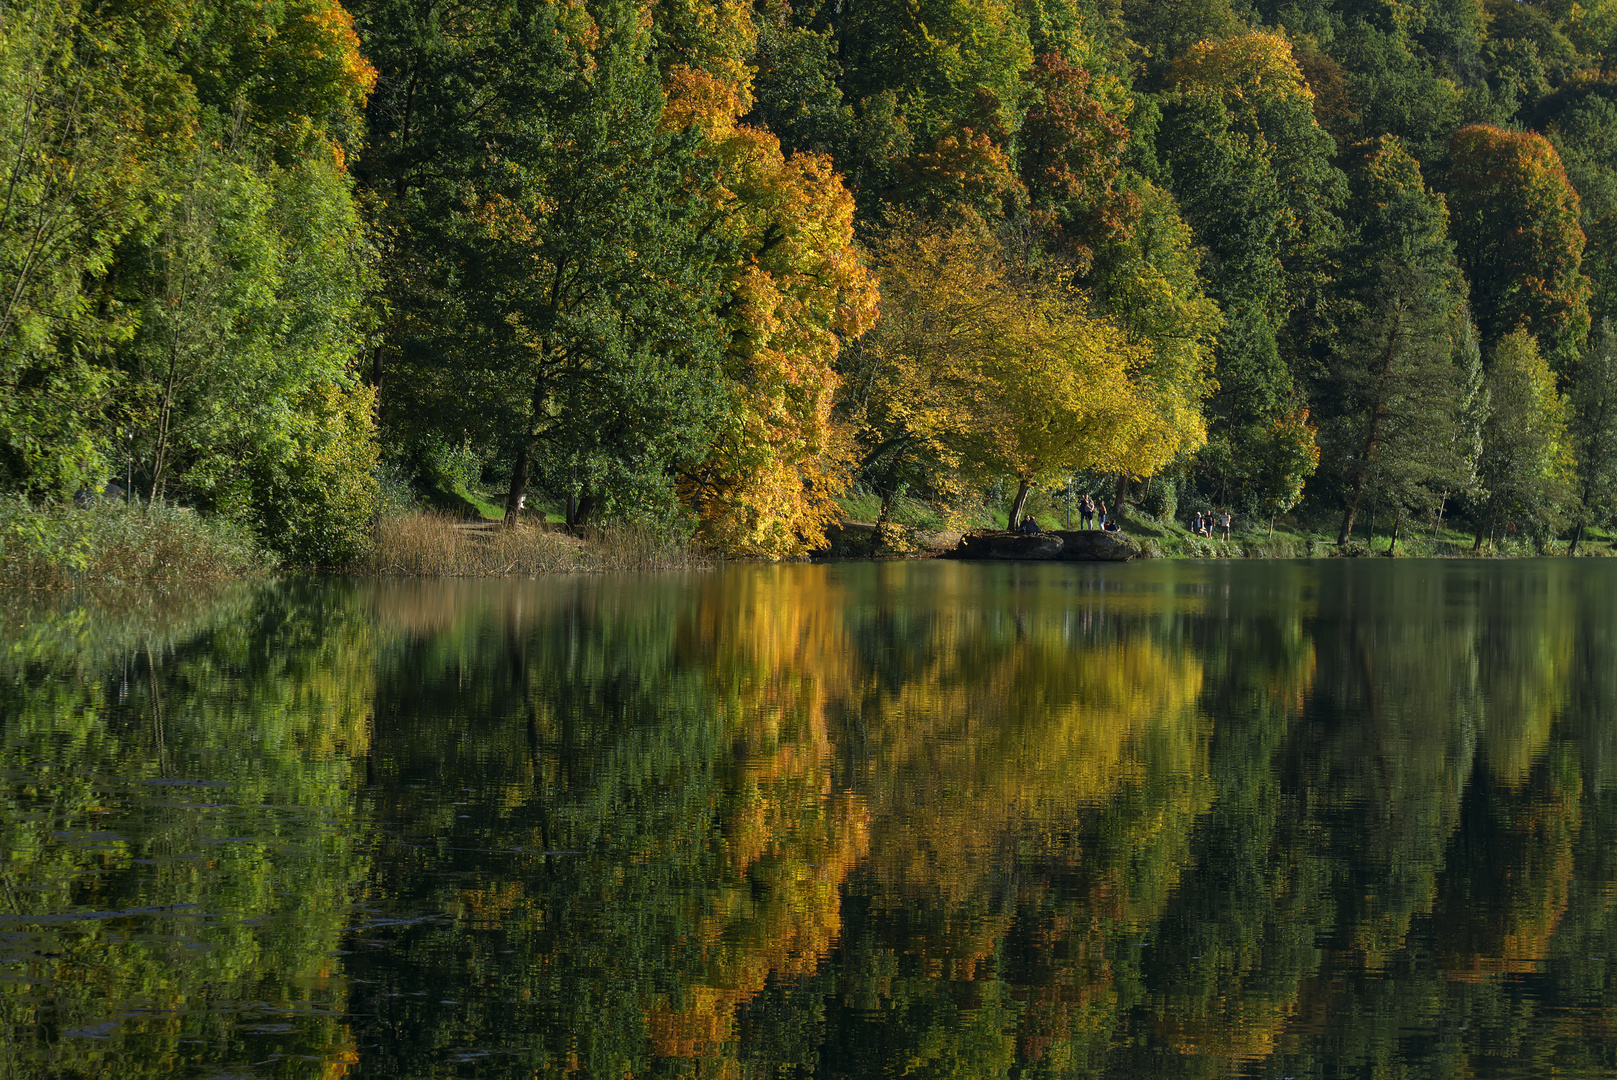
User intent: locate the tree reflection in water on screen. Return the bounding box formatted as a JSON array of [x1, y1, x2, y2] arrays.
[[3, 560, 1617, 1078]]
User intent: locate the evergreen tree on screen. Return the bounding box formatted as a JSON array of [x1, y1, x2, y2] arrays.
[[1156, 32, 1345, 510], [355, 0, 732, 526], [1324, 137, 1477, 544], [1543, 84, 1617, 326], [1567, 320, 1617, 553]]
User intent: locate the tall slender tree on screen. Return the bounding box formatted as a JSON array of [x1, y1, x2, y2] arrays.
[[1325, 137, 1477, 544], [1472, 330, 1577, 549]]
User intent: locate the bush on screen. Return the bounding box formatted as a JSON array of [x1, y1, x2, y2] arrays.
[[1140, 477, 1178, 522], [0, 498, 269, 588], [251, 380, 381, 567]]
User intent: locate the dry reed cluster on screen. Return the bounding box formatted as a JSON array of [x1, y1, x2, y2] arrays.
[[365, 511, 707, 575]]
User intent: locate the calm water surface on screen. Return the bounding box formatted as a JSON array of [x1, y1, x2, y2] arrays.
[[4, 559, 1617, 1078]]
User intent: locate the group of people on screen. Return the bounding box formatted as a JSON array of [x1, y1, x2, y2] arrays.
[[1013, 494, 1235, 539], [1017, 492, 1121, 534], [1077, 493, 1108, 531], [1191, 509, 1232, 539]]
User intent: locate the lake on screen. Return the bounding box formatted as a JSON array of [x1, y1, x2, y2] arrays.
[[3, 558, 1616, 1078]]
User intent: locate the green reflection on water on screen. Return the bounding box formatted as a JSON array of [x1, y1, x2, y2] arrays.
[[3, 560, 1617, 1079]]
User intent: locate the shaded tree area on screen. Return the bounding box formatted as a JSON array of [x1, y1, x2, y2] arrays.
[[0, 0, 379, 564]]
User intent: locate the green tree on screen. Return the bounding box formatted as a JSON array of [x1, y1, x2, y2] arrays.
[[1543, 83, 1617, 326], [1472, 330, 1577, 548], [1330, 22, 1466, 167], [1157, 32, 1346, 509], [356, 0, 732, 528], [820, 0, 1033, 217], [0, 0, 187, 497], [1325, 137, 1478, 544], [1566, 320, 1617, 553]]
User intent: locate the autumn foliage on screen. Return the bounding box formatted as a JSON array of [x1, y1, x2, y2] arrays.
[[1449, 125, 1592, 361], [664, 68, 879, 558]]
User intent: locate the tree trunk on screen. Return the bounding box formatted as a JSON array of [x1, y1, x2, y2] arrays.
[[503, 443, 530, 525], [1337, 500, 1359, 546], [1007, 477, 1032, 529], [876, 474, 898, 524], [1385, 517, 1400, 556], [507, 366, 549, 526], [567, 492, 596, 532], [1569, 521, 1585, 557], [1336, 316, 1404, 544]]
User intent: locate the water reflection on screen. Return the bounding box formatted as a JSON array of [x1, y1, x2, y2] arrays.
[[3, 560, 1617, 1077]]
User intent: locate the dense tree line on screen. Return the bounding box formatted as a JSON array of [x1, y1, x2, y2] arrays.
[[2, 0, 1616, 558]]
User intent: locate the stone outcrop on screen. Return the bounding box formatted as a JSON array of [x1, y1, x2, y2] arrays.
[[1049, 530, 1141, 561], [815, 523, 1141, 561], [950, 532, 1065, 560], [946, 529, 1140, 562]]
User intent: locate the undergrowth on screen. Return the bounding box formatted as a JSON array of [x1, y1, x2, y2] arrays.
[[366, 511, 707, 575], [0, 498, 270, 588]]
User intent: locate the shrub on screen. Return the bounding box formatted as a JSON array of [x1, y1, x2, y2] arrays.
[[251, 380, 381, 568], [1141, 477, 1178, 522], [0, 498, 269, 588]]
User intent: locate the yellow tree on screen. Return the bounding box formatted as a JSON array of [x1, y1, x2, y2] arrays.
[[854, 219, 1207, 525], [663, 66, 880, 557]]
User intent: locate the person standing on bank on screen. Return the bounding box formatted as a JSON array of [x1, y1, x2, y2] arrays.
[[1220, 509, 1231, 540], [1079, 493, 1094, 529]]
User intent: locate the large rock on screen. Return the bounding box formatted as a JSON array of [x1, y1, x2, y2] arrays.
[[1050, 530, 1140, 561], [949, 532, 1065, 560]]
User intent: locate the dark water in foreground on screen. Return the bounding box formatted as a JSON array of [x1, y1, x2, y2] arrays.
[[3, 559, 1617, 1079]]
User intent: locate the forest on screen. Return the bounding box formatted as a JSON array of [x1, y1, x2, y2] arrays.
[[2, 0, 1615, 562]]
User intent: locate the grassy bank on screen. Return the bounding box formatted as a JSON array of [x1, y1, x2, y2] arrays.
[[0, 502, 705, 588], [829, 497, 1617, 560], [6, 498, 1611, 593], [0, 499, 270, 588], [364, 512, 706, 575], [1110, 511, 1617, 559]]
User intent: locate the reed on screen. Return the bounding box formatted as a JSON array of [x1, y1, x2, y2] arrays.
[[0, 498, 269, 588], [364, 511, 707, 576]]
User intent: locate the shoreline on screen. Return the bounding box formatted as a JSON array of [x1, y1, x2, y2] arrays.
[[816, 520, 1614, 562]]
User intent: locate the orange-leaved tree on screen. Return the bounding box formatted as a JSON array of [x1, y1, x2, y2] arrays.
[[1018, 52, 1137, 267], [665, 67, 880, 557], [1448, 124, 1592, 367]]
